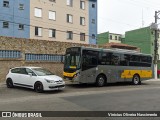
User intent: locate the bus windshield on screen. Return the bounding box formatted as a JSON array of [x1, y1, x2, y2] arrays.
[[64, 53, 81, 69]]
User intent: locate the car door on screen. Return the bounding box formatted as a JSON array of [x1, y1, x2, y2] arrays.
[[10, 68, 21, 85], [20, 68, 37, 88]]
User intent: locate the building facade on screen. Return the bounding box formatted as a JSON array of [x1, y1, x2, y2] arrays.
[[0, 0, 30, 38], [123, 27, 155, 55], [97, 32, 122, 45], [123, 26, 160, 69], [0, 0, 97, 44]]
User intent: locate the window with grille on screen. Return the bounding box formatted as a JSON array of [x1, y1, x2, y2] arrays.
[[49, 11, 56, 20], [34, 8, 42, 17], [3, 0, 9, 7], [80, 1, 85, 9], [49, 29, 56, 38], [67, 14, 73, 23], [80, 17, 85, 25], [35, 27, 42, 36], [19, 4, 24, 10], [80, 33, 85, 41], [67, 31, 73, 40], [3, 21, 9, 28], [67, 0, 73, 6]]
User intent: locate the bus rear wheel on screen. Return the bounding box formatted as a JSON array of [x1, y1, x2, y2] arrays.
[[132, 74, 141, 85], [96, 75, 106, 87]]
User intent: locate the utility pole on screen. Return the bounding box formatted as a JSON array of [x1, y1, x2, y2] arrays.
[[154, 11, 159, 79]]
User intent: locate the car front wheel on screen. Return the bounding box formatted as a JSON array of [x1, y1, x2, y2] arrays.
[[34, 82, 44, 93]]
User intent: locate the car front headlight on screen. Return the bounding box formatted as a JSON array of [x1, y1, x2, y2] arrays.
[[45, 79, 55, 83]]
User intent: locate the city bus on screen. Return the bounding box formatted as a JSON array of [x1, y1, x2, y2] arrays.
[[63, 47, 153, 86]]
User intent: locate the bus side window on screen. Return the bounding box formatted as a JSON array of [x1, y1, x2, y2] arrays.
[[120, 54, 130, 66], [99, 52, 111, 65], [82, 50, 98, 71], [111, 53, 120, 66], [130, 55, 141, 66]]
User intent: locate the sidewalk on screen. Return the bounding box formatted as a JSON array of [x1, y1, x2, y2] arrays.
[[146, 79, 160, 81], [0, 82, 5, 86]]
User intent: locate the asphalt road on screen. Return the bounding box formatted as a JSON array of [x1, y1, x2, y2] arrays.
[[0, 80, 160, 120]]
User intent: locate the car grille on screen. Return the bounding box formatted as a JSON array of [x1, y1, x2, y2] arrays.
[[49, 85, 65, 89], [55, 80, 63, 84]]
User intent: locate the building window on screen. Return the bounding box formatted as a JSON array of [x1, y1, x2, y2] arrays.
[[80, 33, 85, 41], [67, 31, 73, 40], [3, 21, 9, 28], [92, 3, 95, 8], [3, 0, 9, 7], [34, 8, 42, 18], [67, 14, 73, 23], [19, 4, 24, 10], [49, 0, 56, 2], [67, 0, 73, 6], [49, 11, 56, 20], [80, 1, 85, 9], [110, 35, 112, 40], [115, 36, 117, 40], [18, 24, 24, 30], [49, 29, 56, 38], [80, 17, 85, 25], [92, 19, 95, 24], [35, 27, 42, 36], [92, 34, 96, 39], [119, 37, 121, 41]]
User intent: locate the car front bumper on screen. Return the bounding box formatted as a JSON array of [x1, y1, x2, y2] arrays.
[[43, 82, 65, 91]]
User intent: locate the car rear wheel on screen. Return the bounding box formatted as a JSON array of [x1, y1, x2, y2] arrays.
[[34, 82, 44, 93], [6, 78, 14, 88]]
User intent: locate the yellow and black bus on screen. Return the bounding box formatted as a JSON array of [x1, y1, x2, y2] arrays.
[[63, 47, 153, 86]]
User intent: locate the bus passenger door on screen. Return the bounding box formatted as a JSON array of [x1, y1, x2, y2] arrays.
[[81, 50, 99, 83]]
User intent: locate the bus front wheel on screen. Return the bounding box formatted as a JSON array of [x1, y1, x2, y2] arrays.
[[132, 74, 141, 85], [96, 75, 106, 87]]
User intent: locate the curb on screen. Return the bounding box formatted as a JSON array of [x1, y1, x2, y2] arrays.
[[146, 79, 160, 82]]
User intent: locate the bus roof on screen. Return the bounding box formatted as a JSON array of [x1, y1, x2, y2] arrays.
[[68, 46, 152, 56]]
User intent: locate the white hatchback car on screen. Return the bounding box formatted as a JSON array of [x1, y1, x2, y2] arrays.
[[6, 67, 65, 92]]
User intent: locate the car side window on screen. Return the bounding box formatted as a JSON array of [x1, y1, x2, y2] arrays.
[[26, 68, 37, 76], [11, 68, 21, 74], [19, 68, 28, 75]]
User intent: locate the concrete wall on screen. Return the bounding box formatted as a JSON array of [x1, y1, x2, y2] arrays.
[[0, 36, 108, 83]]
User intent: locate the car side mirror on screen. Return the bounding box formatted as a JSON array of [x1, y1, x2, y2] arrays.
[[28, 73, 32, 77]]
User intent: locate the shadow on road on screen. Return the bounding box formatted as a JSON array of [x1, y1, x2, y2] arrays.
[[66, 82, 149, 89]]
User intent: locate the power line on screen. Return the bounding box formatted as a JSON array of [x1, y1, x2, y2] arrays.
[[0, 13, 88, 33], [0, 19, 153, 44], [0, 19, 95, 39]]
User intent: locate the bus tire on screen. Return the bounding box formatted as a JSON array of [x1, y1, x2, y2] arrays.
[[132, 74, 141, 85], [96, 74, 106, 87]]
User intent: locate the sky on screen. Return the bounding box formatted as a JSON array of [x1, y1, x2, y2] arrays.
[[98, 0, 160, 34]]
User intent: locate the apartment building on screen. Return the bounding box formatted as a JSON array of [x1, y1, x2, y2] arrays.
[[0, 0, 97, 44], [97, 32, 122, 45]]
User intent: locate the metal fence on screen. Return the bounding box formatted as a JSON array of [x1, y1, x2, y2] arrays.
[[0, 50, 21, 58], [25, 54, 65, 62]]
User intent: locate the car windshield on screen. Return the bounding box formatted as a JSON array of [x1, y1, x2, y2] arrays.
[[32, 68, 54, 76]]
